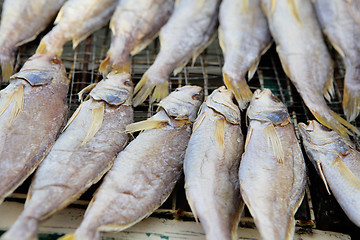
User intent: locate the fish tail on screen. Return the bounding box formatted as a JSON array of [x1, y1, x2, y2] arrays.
[[133, 73, 168, 107], [99, 56, 131, 75], [311, 109, 359, 140], [343, 64, 360, 122], [150, 81, 169, 103], [343, 86, 360, 122], [0, 52, 15, 82], [223, 72, 252, 110], [58, 234, 75, 240], [36, 39, 63, 56]]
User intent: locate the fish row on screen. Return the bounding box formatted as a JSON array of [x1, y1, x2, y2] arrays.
[[0, 54, 358, 240], [1, 0, 359, 137]]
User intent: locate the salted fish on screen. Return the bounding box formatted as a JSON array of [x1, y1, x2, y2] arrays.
[[59, 85, 203, 240], [0, 54, 69, 206], [1, 72, 133, 240], [312, 0, 360, 122], [238, 89, 306, 240], [184, 87, 244, 240], [133, 0, 220, 106], [0, 0, 65, 81], [261, 0, 359, 139], [218, 0, 272, 109], [99, 0, 175, 74], [299, 120, 360, 227], [36, 0, 118, 56]]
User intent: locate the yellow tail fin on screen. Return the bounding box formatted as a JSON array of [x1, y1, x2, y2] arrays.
[[223, 72, 252, 110], [1, 59, 14, 82], [58, 233, 74, 240], [312, 109, 359, 140], [99, 56, 130, 75], [133, 74, 168, 107], [343, 83, 360, 122], [36, 40, 62, 56]]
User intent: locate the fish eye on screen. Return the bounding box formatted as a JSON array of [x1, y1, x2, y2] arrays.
[[124, 80, 132, 87], [271, 95, 281, 103], [192, 94, 201, 101], [50, 57, 62, 64], [175, 88, 180, 92]]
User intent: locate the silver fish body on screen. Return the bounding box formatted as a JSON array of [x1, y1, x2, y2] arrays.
[[218, 0, 272, 109], [133, 0, 220, 106], [0, 54, 69, 206], [184, 87, 244, 240], [313, 0, 360, 122], [238, 89, 306, 240], [261, 0, 358, 139], [1, 73, 133, 240], [299, 120, 360, 227], [62, 85, 203, 240], [100, 0, 175, 73], [0, 0, 65, 80], [36, 0, 118, 56]]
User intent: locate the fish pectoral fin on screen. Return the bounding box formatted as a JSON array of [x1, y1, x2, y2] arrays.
[[215, 117, 226, 151], [241, 0, 249, 12], [98, 224, 128, 232], [192, 111, 207, 133], [264, 124, 284, 164], [78, 83, 97, 102], [125, 119, 167, 133], [8, 84, 24, 127], [270, 0, 276, 16], [287, 0, 302, 24], [54, 6, 64, 24], [317, 161, 331, 195], [223, 72, 252, 110], [82, 102, 105, 144], [244, 125, 253, 151], [333, 156, 360, 191]]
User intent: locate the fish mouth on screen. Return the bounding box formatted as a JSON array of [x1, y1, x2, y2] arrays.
[[298, 121, 312, 142], [254, 88, 272, 99]]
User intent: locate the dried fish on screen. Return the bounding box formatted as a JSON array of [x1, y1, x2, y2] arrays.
[[261, 0, 359, 139], [238, 89, 306, 240], [1, 72, 133, 240], [299, 120, 360, 227], [36, 0, 118, 56], [0, 54, 69, 206], [0, 0, 65, 81], [99, 0, 175, 74], [133, 0, 220, 106], [313, 0, 360, 122], [218, 0, 272, 109], [59, 85, 203, 240], [184, 86, 244, 240]]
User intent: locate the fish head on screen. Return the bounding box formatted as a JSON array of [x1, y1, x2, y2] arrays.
[[299, 120, 353, 161], [158, 85, 203, 122], [90, 72, 133, 106], [206, 86, 241, 124], [247, 89, 289, 125], [10, 54, 68, 86]]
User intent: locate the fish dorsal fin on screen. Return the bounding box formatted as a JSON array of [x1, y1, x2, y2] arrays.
[[215, 117, 226, 151], [264, 124, 284, 164], [317, 161, 331, 194], [287, 0, 302, 24], [62, 102, 83, 133], [54, 6, 64, 24], [0, 84, 24, 127], [192, 111, 206, 133], [244, 125, 253, 151], [82, 102, 105, 145]]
